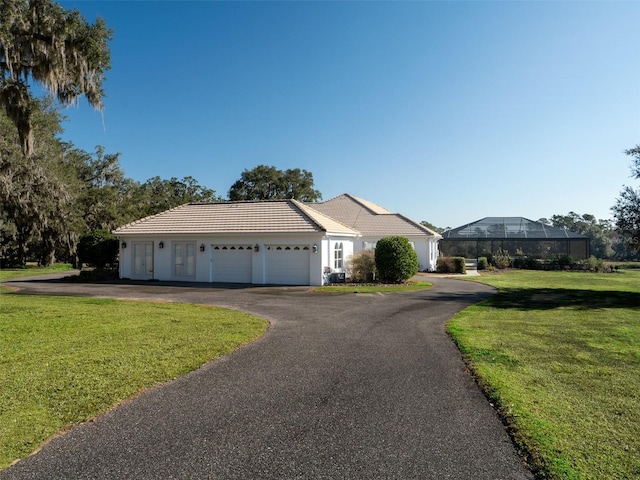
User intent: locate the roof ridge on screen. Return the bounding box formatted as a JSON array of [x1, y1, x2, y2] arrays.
[[343, 193, 377, 214], [188, 199, 291, 206], [344, 193, 394, 215], [291, 199, 361, 235], [395, 213, 441, 237], [288, 199, 326, 232], [314, 193, 348, 205]]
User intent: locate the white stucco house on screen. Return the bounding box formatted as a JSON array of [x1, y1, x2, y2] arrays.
[[113, 193, 440, 286]]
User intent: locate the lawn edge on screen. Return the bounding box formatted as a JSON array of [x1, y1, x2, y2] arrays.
[[446, 313, 547, 479]]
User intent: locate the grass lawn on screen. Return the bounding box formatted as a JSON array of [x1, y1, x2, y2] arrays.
[[315, 281, 432, 293], [0, 264, 73, 282], [0, 288, 267, 469], [448, 270, 640, 479]]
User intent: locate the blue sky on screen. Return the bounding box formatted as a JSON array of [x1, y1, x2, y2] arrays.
[[58, 0, 639, 229]]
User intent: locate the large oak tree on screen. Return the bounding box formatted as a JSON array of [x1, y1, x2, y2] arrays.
[[228, 165, 321, 202], [0, 99, 78, 265], [0, 0, 112, 156]]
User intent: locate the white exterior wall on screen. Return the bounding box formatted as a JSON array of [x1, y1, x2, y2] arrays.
[[319, 235, 356, 284], [117, 234, 352, 286]]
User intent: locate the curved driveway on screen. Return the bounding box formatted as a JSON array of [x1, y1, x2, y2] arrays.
[[1, 275, 533, 479]]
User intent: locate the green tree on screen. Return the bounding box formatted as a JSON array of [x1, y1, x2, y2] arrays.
[[137, 176, 220, 218], [62, 145, 145, 232], [0, 99, 78, 265], [374, 236, 419, 283], [420, 220, 445, 233], [281, 168, 322, 201], [77, 229, 118, 268], [228, 165, 321, 202], [612, 145, 640, 253], [543, 212, 615, 259], [0, 0, 112, 156]]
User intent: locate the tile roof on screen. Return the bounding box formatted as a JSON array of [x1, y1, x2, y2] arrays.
[[113, 200, 360, 236], [309, 194, 439, 238]]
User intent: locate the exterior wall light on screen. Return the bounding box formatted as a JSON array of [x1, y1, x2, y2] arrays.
[[254, 243, 259, 252], [200, 244, 205, 252], [312, 244, 318, 254], [159, 241, 164, 249], [121, 241, 126, 249]]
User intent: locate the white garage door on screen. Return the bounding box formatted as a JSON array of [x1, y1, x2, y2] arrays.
[[265, 245, 310, 285], [211, 245, 252, 283]]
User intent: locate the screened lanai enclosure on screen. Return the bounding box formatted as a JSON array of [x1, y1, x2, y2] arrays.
[[439, 217, 590, 260]]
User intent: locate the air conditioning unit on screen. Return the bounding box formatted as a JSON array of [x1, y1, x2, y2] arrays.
[[329, 272, 346, 283]]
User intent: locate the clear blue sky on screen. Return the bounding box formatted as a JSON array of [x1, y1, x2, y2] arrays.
[[58, 0, 639, 229]]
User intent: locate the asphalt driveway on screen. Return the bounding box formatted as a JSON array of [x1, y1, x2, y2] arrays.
[[1, 275, 533, 479]]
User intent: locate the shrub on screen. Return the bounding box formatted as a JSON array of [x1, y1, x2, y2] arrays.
[[577, 256, 609, 273], [436, 256, 466, 274], [491, 249, 511, 269], [477, 257, 489, 270], [512, 256, 543, 270], [374, 236, 419, 283], [77, 230, 119, 269], [549, 254, 575, 270], [65, 268, 120, 282], [346, 249, 377, 282], [436, 257, 454, 273]]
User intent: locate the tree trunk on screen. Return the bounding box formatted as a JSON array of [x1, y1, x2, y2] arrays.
[[15, 226, 30, 266]]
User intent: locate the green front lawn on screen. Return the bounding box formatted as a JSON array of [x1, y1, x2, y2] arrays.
[[0, 293, 267, 469], [448, 270, 640, 479], [0, 264, 73, 282]]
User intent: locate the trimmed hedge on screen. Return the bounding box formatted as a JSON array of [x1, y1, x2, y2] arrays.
[[374, 236, 419, 283], [436, 256, 466, 274]]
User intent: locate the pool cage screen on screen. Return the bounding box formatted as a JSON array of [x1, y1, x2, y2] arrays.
[[439, 217, 590, 260]]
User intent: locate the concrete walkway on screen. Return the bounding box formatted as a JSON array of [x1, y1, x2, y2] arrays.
[[1, 275, 533, 479]]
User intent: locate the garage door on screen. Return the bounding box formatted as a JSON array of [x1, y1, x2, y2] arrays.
[[211, 245, 252, 283], [265, 245, 310, 285]]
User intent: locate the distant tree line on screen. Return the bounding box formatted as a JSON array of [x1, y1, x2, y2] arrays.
[[537, 213, 636, 260], [538, 145, 640, 259]]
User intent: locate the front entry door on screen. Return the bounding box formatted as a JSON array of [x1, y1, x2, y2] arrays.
[[133, 242, 154, 279]]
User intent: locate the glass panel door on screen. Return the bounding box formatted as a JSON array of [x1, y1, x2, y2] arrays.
[[133, 242, 153, 278]]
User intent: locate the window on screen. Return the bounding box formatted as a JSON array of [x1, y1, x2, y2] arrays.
[[334, 242, 343, 270], [363, 241, 376, 250], [174, 242, 195, 277]]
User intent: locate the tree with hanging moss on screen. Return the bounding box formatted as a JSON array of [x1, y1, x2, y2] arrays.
[[0, 98, 79, 266], [0, 0, 112, 156]]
